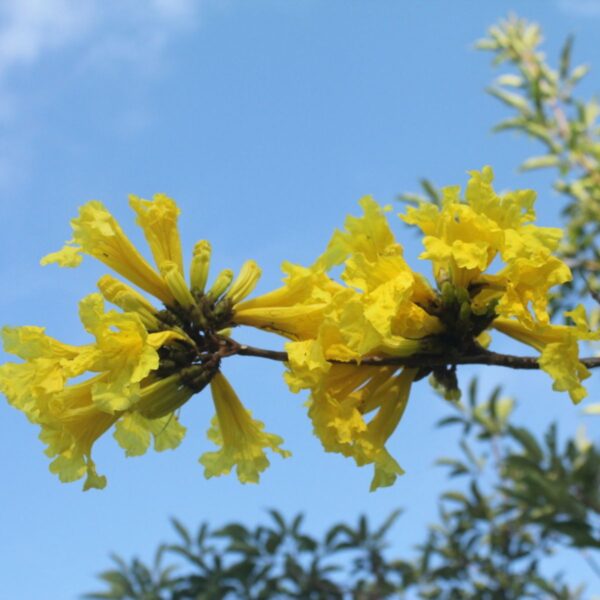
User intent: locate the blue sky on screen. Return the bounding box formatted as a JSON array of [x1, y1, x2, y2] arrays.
[[1, 1, 600, 598]]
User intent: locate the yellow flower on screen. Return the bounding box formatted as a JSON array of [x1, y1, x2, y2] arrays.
[[38, 376, 118, 490], [5, 176, 591, 493], [494, 306, 599, 403], [77, 293, 165, 412], [483, 250, 571, 325], [113, 379, 188, 456], [38, 375, 188, 490], [129, 193, 185, 275], [401, 167, 569, 324], [97, 275, 161, 331], [234, 262, 342, 340], [0, 325, 95, 418], [4, 193, 286, 489], [41, 200, 174, 304], [239, 197, 440, 353], [353, 369, 418, 491], [239, 196, 435, 490], [299, 363, 417, 491], [199, 372, 290, 483]]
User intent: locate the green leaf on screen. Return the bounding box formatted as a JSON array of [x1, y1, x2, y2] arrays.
[[268, 509, 287, 533], [560, 35, 574, 80], [441, 491, 469, 504], [522, 122, 560, 150], [495, 73, 524, 87], [436, 416, 464, 428], [214, 524, 249, 542], [375, 508, 403, 539], [468, 377, 478, 408], [487, 87, 531, 112], [496, 397, 515, 425], [171, 518, 192, 548], [290, 514, 304, 534], [435, 457, 469, 476], [570, 64, 590, 84], [509, 426, 544, 462], [520, 154, 561, 171], [420, 178, 441, 204], [549, 519, 599, 547]]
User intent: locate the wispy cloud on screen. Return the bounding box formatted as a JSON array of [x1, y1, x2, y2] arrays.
[[0, 0, 201, 186], [556, 0, 600, 17], [0, 0, 95, 76], [0, 0, 200, 81]]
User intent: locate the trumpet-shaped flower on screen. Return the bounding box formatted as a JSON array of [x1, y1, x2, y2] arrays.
[[38, 376, 118, 490], [129, 193, 185, 275], [41, 200, 174, 304], [200, 372, 290, 483], [39, 375, 187, 490], [401, 167, 570, 323], [494, 306, 599, 403], [234, 262, 343, 340], [3, 193, 289, 489], [295, 361, 417, 491], [3, 173, 595, 493]]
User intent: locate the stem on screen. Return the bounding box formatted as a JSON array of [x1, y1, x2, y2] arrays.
[[232, 343, 600, 370]]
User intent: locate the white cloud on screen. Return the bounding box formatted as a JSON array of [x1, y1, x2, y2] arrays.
[[0, 0, 201, 100], [0, 0, 201, 187], [557, 0, 600, 16], [151, 0, 198, 21], [0, 0, 95, 75]]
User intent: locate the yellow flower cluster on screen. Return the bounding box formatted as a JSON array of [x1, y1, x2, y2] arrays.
[[235, 167, 597, 489], [0, 195, 288, 489], [402, 167, 597, 403], [1, 167, 595, 491], [235, 199, 442, 490]]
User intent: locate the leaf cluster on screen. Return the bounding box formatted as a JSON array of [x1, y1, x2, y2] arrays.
[[415, 378, 599, 599], [477, 14, 600, 314], [86, 379, 600, 599], [85, 508, 412, 599]]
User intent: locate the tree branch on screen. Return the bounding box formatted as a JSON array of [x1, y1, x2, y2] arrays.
[[233, 343, 600, 370]]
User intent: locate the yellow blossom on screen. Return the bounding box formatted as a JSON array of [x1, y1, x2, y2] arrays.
[[41, 201, 174, 304], [200, 372, 290, 483], [297, 363, 417, 491], [129, 193, 184, 275], [38, 376, 118, 490], [493, 306, 599, 403], [4, 192, 289, 490], [190, 240, 212, 294], [401, 167, 569, 323], [97, 275, 161, 331], [4, 176, 595, 493], [234, 262, 342, 340], [38, 375, 187, 490]]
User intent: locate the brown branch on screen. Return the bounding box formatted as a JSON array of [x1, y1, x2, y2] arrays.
[[233, 343, 600, 370]]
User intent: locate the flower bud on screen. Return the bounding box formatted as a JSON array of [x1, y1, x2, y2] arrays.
[[441, 281, 455, 305], [190, 240, 211, 294], [226, 260, 262, 304], [136, 374, 195, 420], [161, 260, 196, 309], [207, 269, 234, 300], [97, 275, 160, 330]]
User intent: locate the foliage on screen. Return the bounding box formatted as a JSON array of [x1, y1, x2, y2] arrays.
[[85, 379, 600, 599], [478, 14, 600, 317]]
